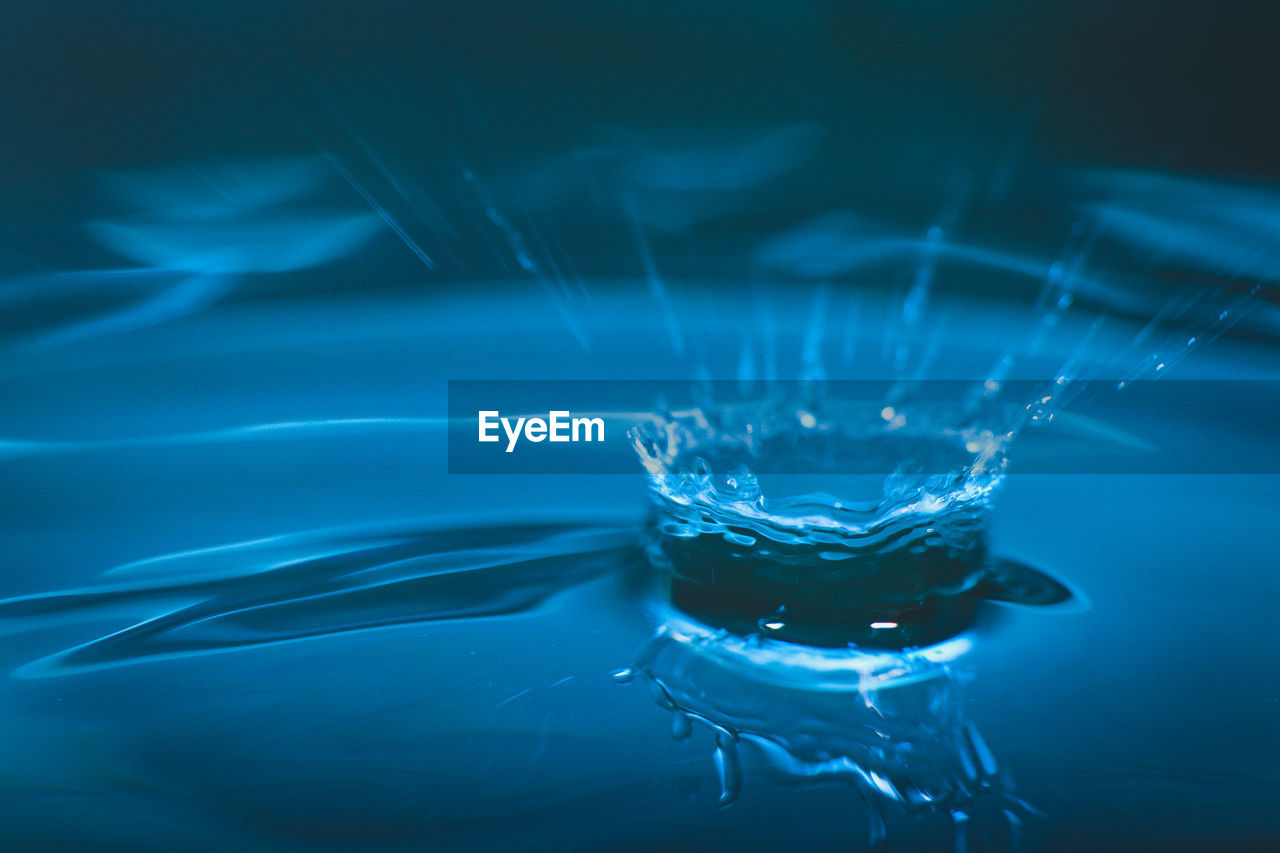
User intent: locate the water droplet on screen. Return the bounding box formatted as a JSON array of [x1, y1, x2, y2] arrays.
[[610, 667, 634, 684], [671, 712, 692, 741]]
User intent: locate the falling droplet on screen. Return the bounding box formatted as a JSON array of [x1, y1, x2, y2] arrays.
[[713, 731, 743, 806], [610, 667, 634, 684]]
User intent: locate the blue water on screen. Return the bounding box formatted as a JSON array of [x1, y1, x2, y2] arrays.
[[3, 4, 1280, 851], [2, 287, 1277, 851]]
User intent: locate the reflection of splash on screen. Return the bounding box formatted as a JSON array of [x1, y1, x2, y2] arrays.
[[96, 158, 332, 218], [518, 124, 824, 231], [89, 157, 381, 276], [0, 518, 639, 677], [751, 210, 1149, 321], [617, 606, 1045, 851], [0, 267, 186, 342], [1, 157, 384, 349], [1077, 170, 1280, 281], [87, 213, 380, 275], [30, 272, 231, 349], [613, 124, 824, 193], [1074, 169, 1280, 378]]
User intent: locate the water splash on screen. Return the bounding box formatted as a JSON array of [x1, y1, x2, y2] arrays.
[[622, 379, 1076, 847], [623, 603, 1047, 850]]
